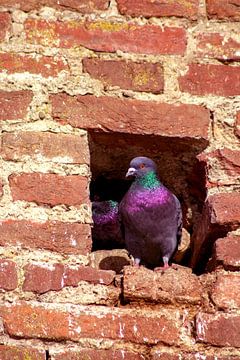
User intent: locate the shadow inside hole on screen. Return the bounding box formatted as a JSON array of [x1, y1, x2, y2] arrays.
[[99, 256, 131, 274], [89, 131, 209, 273]]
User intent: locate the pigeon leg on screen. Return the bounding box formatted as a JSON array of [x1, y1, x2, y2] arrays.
[[154, 256, 172, 272], [134, 257, 141, 267]]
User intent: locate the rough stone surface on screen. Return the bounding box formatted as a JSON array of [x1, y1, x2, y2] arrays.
[[51, 94, 210, 142], [123, 266, 202, 305], [211, 273, 240, 310], [0, 90, 32, 121], [9, 173, 89, 206], [179, 64, 240, 96], [25, 19, 186, 55], [0, 219, 92, 254], [116, 0, 199, 19], [196, 312, 240, 347], [89, 249, 131, 274], [212, 236, 240, 271], [0, 260, 18, 290], [83, 58, 164, 93], [2, 132, 90, 164]]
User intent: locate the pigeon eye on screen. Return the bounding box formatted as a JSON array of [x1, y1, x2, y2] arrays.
[[140, 163, 145, 169]]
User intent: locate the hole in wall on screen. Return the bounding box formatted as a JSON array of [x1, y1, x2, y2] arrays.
[[89, 131, 209, 273]]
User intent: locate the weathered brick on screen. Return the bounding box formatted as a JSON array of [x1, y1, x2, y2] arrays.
[[211, 273, 240, 310], [9, 173, 89, 206], [0, 0, 109, 13], [152, 353, 240, 360], [196, 33, 240, 61], [0, 90, 32, 121], [0, 302, 180, 345], [0, 53, 68, 77], [23, 263, 115, 294], [196, 312, 240, 347], [179, 64, 240, 96], [83, 58, 164, 93], [51, 348, 144, 360], [1, 131, 89, 164], [25, 19, 186, 55], [117, 0, 199, 20], [213, 236, 240, 271], [235, 111, 240, 138], [206, 0, 240, 20], [0, 260, 18, 290], [0, 12, 10, 41], [64, 265, 115, 286], [123, 266, 202, 305], [191, 192, 240, 270], [51, 94, 210, 144], [0, 219, 91, 255], [0, 345, 45, 360], [198, 148, 240, 186]]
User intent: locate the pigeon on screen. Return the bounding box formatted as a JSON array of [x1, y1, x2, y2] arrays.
[[92, 200, 124, 250], [119, 156, 182, 270]]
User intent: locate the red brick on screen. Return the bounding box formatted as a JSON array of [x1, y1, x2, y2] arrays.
[[0, 219, 91, 255], [51, 348, 144, 360], [0, 53, 68, 77], [196, 312, 240, 347], [0, 345, 45, 360], [9, 173, 89, 206], [25, 19, 186, 55], [51, 94, 210, 143], [191, 192, 240, 270], [179, 64, 240, 96], [0, 90, 32, 121], [123, 266, 202, 305], [0, 260, 18, 290], [0, 12, 10, 41], [213, 236, 240, 271], [83, 58, 164, 93], [198, 148, 240, 186], [0, 0, 109, 13], [117, 0, 199, 20], [23, 263, 64, 294], [196, 33, 240, 61], [0, 302, 180, 345], [64, 265, 115, 286], [23, 263, 115, 293], [207, 192, 240, 226], [1, 131, 89, 164], [235, 111, 240, 138], [206, 0, 240, 20], [211, 273, 240, 310]]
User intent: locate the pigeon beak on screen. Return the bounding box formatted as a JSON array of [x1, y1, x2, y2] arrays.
[[126, 167, 137, 178]]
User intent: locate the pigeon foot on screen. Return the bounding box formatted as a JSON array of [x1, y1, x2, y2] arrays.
[[154, 263, 178, 272]]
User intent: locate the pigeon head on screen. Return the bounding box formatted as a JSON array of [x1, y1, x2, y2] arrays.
[[126, 156, 157, 179]]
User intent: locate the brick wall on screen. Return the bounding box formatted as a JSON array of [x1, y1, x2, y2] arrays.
[[0, 0, 240, 358]]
